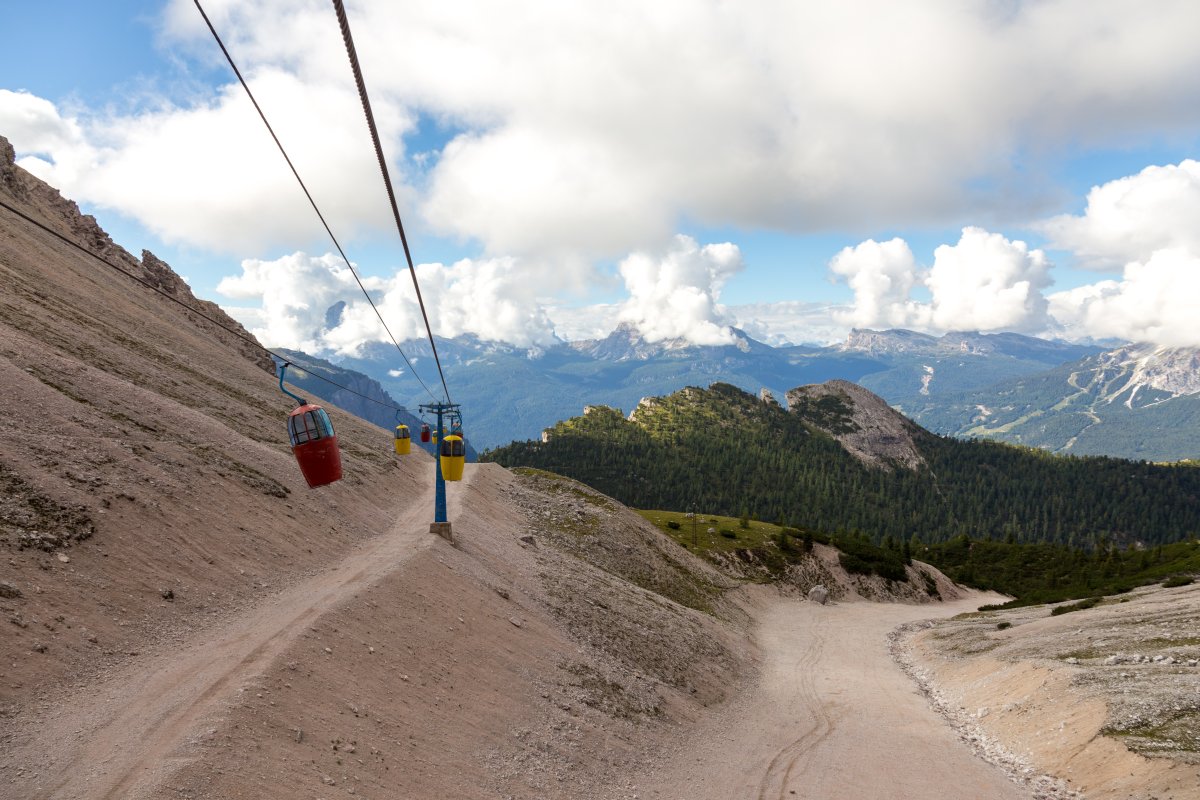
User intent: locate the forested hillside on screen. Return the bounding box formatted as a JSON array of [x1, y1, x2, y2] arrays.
[[484, 383, 1200, 548]]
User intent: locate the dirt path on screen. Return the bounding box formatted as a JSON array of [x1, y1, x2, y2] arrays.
[[634, 595, 1031, 800], [13, 471, 441, 799]]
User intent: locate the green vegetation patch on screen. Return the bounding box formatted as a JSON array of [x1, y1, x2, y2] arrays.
[[1050, 597, 1102, 616], [640, 509, 775, 553], [923, 537, 1200, 608], [834, 535, 909, 582]]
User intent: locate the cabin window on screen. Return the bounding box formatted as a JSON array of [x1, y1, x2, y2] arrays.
[[289, 409, 335, 446]]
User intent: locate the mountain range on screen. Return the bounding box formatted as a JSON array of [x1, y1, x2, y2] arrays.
[[321, 322, 1198, 460], [895, 342, 1200, 461]]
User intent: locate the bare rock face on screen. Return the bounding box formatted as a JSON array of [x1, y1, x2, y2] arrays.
[[786, 379, 926, 471], [0, 138, 273, 375], [759, 388, 779, 406], [1092, 343, 1200, 399]]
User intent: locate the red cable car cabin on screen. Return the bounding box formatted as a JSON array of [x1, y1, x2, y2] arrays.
[[287, 404, 343, 488], [420, 423, 431, 443]]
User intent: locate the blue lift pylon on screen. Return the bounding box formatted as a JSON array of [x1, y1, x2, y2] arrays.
[[419, 401, 460, 541]]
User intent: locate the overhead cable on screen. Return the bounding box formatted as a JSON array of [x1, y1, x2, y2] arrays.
[[192, 0, 439, 403], [331, 0, 453, 405], [0, 198, 412, 414]]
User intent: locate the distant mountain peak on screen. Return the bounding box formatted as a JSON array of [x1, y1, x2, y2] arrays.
[[786, 380, 926, 471], [839, 327, 1101, 364], [571, 322, 764, 361], [1090, 343, 1200, 403]]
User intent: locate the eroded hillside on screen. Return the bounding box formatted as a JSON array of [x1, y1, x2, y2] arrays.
[[0, 135, 759, 799]]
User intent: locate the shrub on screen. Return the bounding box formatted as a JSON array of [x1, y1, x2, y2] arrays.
[[776, 530, 793, 553], [836, 537, 909, 582], [996, 621, 1011, 630], [839, 552, 873, 576], [1050, 597, 1101, 616], [720, 529, 737, 539], [666, 520, 681, 530], [1163, 574, 1194, 588]]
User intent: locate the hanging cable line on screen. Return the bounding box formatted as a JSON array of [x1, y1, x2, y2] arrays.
[[0, 197, 412, 414], [192, 0, 439, 404], [331, 0, 452, 405]]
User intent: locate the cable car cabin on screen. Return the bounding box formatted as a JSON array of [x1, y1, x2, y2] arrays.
[[419, 423, 431, 443], [440, 434, 465, 481], [394, 424, 411, 455], [287, 404, 342, 488]]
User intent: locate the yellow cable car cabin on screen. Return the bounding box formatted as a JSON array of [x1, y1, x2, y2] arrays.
[[394, 423, 411, 455], [440, 434, 465, 481]]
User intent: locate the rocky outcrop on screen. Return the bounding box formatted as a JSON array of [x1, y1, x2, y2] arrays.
[[786, 379, 926, 470], [1092, 343, 1200, 400], [1, 136, 273, 374]]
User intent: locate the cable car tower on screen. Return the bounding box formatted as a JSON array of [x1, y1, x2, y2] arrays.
[[420, 401, 462, 540]]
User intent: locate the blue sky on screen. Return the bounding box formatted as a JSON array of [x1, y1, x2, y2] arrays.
[[3, 1, 1199, 350]]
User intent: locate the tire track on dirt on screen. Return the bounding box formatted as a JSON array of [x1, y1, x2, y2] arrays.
[[634, 596, 1030, 800], [755, 626, 836, 800], [33, 467, 447, 799]]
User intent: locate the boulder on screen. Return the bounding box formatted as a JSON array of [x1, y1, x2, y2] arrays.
[[807, 585, 829, 605]]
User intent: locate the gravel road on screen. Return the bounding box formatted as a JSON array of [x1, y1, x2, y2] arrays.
[[631, 595, 1029, 800]]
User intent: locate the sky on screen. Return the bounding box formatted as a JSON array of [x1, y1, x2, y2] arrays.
[[2, 0, 1200, 356]]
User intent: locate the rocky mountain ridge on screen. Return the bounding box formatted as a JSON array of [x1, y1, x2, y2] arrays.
[[903, 341, 1200, 460], [786, 379, 926, 470], [1088, 343, 1200, 402], [0, 136, 273, 376]]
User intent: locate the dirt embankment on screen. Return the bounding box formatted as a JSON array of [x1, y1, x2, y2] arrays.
[[899, 582, 1200, 800], [2, 461, 763, 800], [0, 133, 424, 727]]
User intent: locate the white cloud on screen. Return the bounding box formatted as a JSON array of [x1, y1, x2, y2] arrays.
[[1, 75, 409, 254], [1049, 250, 1200, 347], [0, 90, 92, 168], [831, 228, 1051, 335], [217, 251, 559, 354], [925, 227, 1051, 333], [616, 235, 741, 345], [7, 1, 1200, 261], [726, 301, 851, 347], [545, 303, 622, 343], [828, 238, 921, 330], [1041, 161, 1200, 269], [1036, 161, 1200, 347]]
